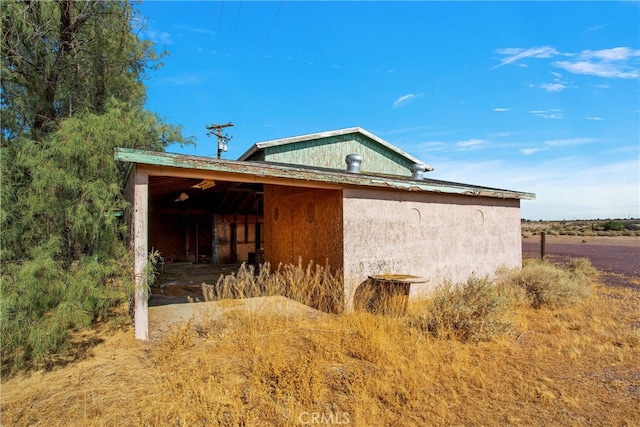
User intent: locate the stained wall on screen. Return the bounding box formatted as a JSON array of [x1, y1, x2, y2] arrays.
[[342, 188, 522, 307]]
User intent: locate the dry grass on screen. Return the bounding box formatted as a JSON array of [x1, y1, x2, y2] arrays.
[[2, 265, 639, 426]]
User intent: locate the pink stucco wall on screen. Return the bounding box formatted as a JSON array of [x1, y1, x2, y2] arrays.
[[342, 188, 522, 308]]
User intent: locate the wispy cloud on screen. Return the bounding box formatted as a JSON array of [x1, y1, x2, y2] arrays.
[[581, 47, 639, 61], [431, 158, 639, 220], [456, 139, 487, 150], [553, 60, 639, 79], [492, 46, 559, 69], [555, 47, 640, 79], [586, 23, 611, 32], [538, 70, 572, 92], [545, 138, 595, 147], [379, 126, 435, 136], [490, 132, 511, 138], [539, 83, 567, 92], [143, 29, 173, 45], [494, 46, 640, 79], [493, 108, 511, 112], [586, 116, 604, 121], [392, 93, 422, 108], [173, 24, 216, 35], [155, 73, 206, 86], [518, 137, 596, 155], [520, 147, 548, 155], [412, 141, 448, 154], [530, 109, 564, 120]]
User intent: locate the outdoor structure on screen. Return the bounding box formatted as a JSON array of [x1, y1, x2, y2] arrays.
[[116, 127, 535, 340]]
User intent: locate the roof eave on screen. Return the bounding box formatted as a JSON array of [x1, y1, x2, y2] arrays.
[[116, 148, 535, 201]]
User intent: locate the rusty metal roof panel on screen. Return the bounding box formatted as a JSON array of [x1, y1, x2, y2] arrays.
[[114, 148, 535, 200]]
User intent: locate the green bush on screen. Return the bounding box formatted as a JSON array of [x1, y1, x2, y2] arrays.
[[602, 220, 624, 231], [1, 252, 129, 371], [408, 276, 514, 342]]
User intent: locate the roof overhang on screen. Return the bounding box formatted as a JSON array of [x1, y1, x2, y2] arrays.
[[115, 148, 535, 200], [237, 127, 434, 171]]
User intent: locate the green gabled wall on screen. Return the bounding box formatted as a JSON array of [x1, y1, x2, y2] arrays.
[[263, 133, 414, 176]]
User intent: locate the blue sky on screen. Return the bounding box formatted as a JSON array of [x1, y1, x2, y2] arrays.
[[136, 1, 639, 220]]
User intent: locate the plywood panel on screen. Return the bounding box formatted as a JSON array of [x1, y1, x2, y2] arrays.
[[264, 185, 343, 271]]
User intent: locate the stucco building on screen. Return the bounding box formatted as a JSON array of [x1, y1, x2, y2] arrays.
[[117, 127, 535, 339]]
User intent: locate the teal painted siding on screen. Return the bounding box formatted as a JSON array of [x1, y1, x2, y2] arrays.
[[263, 134, 414, 176]]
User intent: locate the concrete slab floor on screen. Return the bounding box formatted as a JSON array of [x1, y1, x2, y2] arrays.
[[148, 295, 326, 339], [150, 263, 242, 307]]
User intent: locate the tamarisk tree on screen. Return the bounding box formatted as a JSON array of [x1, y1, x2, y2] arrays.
[[1, 0, 191, 370]]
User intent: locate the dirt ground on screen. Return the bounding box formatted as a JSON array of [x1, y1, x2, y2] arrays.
[[2, 236, 639, 426], [523, 235, 640, 290]]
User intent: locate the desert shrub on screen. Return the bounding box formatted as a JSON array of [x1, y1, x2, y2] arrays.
[[567, 257, 599, 289], [622, 221, 640, 231], [507, 259, 592, 309], [407, 276, 514, 342], [203, 260, 344, 314]]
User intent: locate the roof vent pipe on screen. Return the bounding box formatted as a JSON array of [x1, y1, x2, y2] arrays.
[[410, 163, 427, 180], [345, 154, 363, 173]]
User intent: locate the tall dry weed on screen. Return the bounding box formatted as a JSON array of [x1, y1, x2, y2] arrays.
[[202, 260, 344, 314]]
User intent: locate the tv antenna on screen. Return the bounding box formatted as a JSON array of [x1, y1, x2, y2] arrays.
[[206, 122, 234, 159]]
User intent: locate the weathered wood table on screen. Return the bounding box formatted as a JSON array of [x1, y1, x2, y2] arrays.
[[363, 274, 429, 316]]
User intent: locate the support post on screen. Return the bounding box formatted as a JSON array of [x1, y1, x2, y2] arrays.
[[195, 222, 199, 263], [212, 214, 218, 264], [540, 231, 546, 260], [133, 171, 149, 340]]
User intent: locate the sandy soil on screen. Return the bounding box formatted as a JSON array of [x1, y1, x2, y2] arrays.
[[522, 234, 640, 247]]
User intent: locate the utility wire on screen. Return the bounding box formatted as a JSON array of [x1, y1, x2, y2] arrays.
[[216, 1, 224, 47], [263, 1, 283, 50], [231, 1, 243, 46]]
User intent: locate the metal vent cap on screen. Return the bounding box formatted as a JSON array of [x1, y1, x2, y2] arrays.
[[345, 154, 363, 173], [410, 163, 427, 180]]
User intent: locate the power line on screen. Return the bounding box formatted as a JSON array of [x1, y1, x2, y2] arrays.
[[216, 1, 224, 47], [232, 1, 243, 46], [263, 1, 283, 50]]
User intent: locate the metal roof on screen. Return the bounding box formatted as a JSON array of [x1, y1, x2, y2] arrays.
[[114, 148, 535, 200], [237, 127, 434, 171]]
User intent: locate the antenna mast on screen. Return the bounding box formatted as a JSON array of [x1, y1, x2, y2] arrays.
[[206, 122, 234, 159]]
